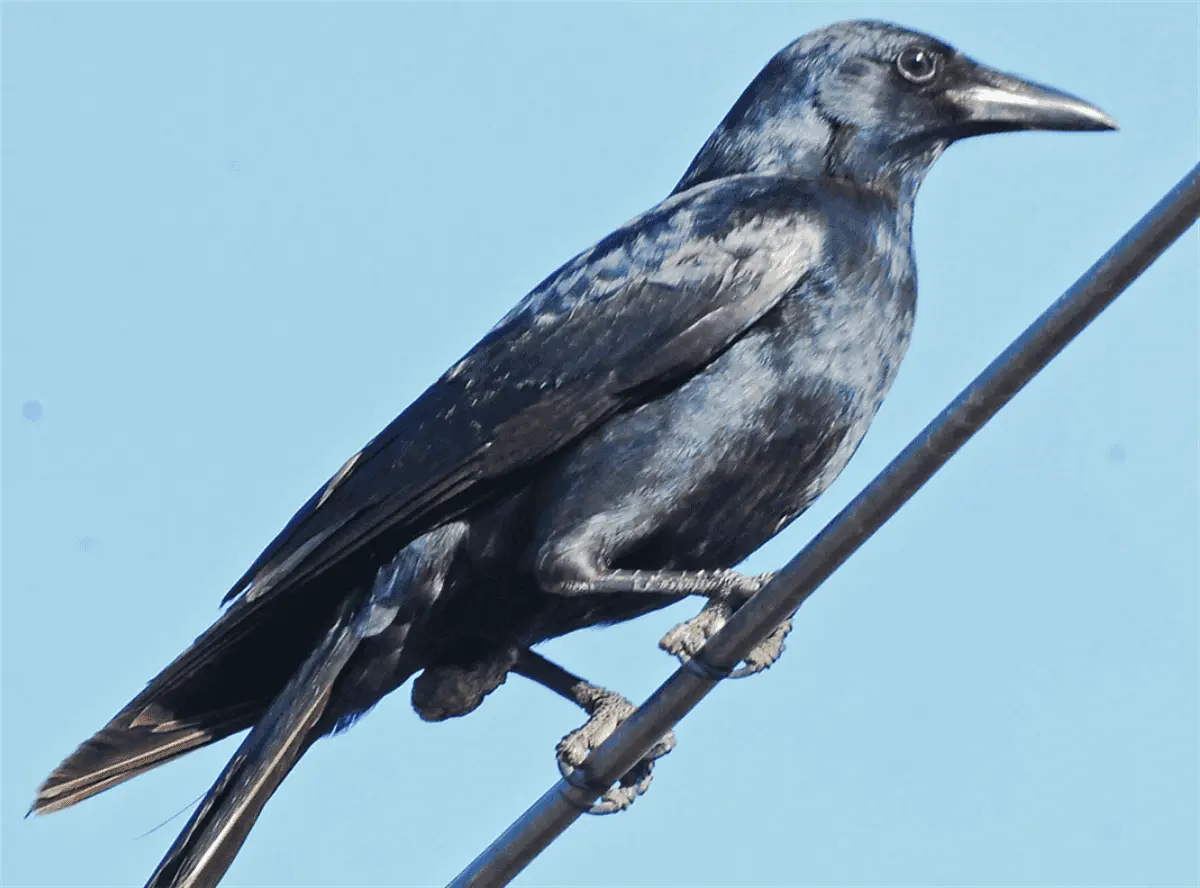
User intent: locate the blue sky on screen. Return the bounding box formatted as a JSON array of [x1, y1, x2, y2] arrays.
[[3, 3, 1197, 886]]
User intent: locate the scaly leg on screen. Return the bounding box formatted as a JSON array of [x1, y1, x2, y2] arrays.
[[534, 535, 786, 676]]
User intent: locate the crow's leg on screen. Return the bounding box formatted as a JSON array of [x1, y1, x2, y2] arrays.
[[535, 536, 787, 676], [512, 650, 675, 814], [538, 563, 775, 599], [546, 569, 791, 678], [533, 511, 776, 600], [548, 571, 791, 678]]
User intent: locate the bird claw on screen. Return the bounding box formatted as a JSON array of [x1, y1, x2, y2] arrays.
[[555, 690, 676, 814], [659, 576, 791, 678]]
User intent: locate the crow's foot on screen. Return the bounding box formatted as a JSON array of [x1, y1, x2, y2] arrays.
[[555, 687, 675, 814], [659, 576, 790, 678]]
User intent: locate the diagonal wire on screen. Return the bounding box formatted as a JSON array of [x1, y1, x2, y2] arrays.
[[447, 161, 1200, 888]]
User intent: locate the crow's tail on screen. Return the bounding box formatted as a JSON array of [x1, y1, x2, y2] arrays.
[[144, 596, 367, 888], [33, 578, 355, 817]]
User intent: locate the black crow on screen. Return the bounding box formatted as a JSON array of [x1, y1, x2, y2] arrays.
[[33, 20, 1115, 888]]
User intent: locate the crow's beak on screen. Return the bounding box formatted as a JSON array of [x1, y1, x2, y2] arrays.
[[946, 63, 1118, 135]]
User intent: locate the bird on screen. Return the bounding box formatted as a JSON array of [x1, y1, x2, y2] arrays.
[[32, 19, 1115, 888]]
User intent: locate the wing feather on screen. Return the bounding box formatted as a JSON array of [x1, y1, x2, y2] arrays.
[[224, 174, 826, 606]]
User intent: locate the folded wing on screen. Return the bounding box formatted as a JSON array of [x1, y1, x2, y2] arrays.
[[225, 175, 825, 611]]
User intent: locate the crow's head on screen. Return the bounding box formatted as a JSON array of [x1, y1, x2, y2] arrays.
[[676, 20, 1116, 198]]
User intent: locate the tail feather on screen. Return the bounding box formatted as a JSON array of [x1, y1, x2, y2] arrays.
[[33, 582, 350, 816], [32, 705, 258, 815], [145, 596, 367, 888]]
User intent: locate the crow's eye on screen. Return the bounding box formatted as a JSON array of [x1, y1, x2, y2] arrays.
[[895, 46, 940, 85]]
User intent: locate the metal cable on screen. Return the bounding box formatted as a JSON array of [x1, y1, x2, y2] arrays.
[[448, 161, 1200, 888]]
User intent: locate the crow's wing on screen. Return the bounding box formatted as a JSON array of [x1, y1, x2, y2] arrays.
[[225, 175, 826, 607]]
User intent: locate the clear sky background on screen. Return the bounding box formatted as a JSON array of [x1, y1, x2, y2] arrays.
[[3, 3, 1197, 887]]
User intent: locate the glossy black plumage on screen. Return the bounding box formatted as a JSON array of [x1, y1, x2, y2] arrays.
[[33, 19, 1115, 888]]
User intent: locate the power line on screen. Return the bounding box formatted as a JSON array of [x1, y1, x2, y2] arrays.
[[447, 161, 1200, 888]]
